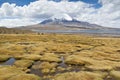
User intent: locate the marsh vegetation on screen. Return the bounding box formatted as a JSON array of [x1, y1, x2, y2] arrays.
[[0, 34, 120, 80]]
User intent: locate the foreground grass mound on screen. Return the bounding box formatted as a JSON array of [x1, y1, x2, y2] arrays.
[[110, 71, 120, 80], [40, 53, 61, 62], [14, 60, 34, 69], [0, 55, 10, 62], [53, 71, 106, 80], [8, 74, 41, 80], [0, 66, 41, 80]]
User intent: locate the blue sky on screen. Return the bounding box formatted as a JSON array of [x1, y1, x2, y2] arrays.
[[0, 0, 36, 6], [0, 0, 101, 8]]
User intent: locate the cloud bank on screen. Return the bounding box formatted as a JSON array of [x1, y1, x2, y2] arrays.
[[0, 0, 120, 28]]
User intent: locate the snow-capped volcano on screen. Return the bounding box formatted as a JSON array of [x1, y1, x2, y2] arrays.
[[40, 13, 73, 24], [40, 13, 103, 29], [17, 14, 109, 32]]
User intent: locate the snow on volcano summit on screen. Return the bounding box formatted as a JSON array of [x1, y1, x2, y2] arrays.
[[51, 13, 73, 21]]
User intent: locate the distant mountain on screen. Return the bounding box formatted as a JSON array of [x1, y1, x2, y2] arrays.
[[18, 14, 109, 32], [40, 13, 104, 29], [40, 19, 103, 29], [0, 27, 33, 34]]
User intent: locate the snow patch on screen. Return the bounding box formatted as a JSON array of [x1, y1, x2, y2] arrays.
[[51, 13, 73, 21]]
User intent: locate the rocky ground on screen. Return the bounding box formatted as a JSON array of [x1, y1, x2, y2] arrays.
[[0, 34, 120, 80]]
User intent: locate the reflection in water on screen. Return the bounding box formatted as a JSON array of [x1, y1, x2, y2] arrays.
[[59, 56, 67, 68], [30, 61, 43, 77], [0, 58, 16, 65]]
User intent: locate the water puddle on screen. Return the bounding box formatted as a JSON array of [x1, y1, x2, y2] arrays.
[[59, 56, 67, 68], [30, 56, 82, 78], [30, 61, 43, 76], [0, 58, 16, 66]]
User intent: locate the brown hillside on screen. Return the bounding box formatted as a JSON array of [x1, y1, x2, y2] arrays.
[[0, 27, 33, 34]]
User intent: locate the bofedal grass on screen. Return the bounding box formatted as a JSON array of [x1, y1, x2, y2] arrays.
[[0, 34, 120, 80]]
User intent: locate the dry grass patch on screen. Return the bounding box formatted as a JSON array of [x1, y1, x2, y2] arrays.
[[14, 60, 34, 69], [0, 66, 41, 80], [53, 71, 106, 80], [110, 71, 120, 80], [8, 74, 41, 80], [22, 54, 41, 61], [0, 55, 10, 62], [65, 55, 85, 65], [0, 66, 25, 80], [39, 62, 58, 74], [41, 53, 61, 62]]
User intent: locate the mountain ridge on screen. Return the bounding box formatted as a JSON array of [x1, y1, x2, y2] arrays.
[[0, 27, 33, 34], [16, 14, 114, 31]]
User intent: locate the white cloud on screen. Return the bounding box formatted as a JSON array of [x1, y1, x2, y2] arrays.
[[0, 0, 120, 28], [0, 18, 40, 27], [76, 0, 120, 28]]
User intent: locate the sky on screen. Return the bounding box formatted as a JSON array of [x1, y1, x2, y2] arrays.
[[0, 0, 120, 28]]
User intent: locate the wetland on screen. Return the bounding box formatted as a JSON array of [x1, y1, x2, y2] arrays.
[[0, 34, 120, 80]]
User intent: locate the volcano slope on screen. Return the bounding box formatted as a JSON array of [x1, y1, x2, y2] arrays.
[[0, 34, 120, 80]]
